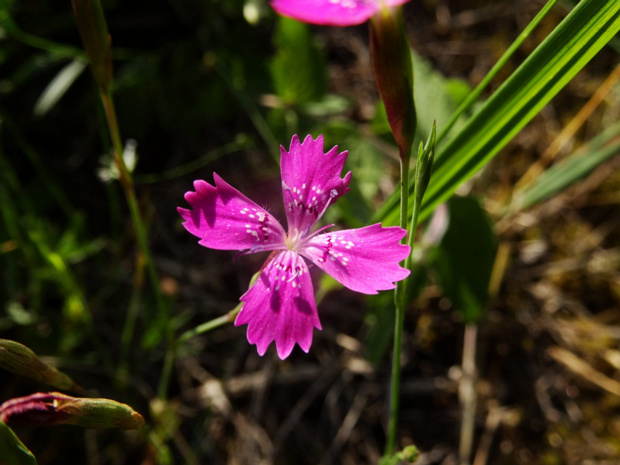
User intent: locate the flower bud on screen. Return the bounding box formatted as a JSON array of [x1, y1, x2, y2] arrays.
[[369, 5, 416, 158], [414, 120, 436, 206], [0, 339, 83, 394], [0, 392, 144, 430]]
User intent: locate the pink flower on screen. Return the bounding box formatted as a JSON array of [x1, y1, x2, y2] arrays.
[[270, 0, 410, 26], [178, 135, 410, 359]]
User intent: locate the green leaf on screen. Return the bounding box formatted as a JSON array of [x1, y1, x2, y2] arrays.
[[412, 54, 470, 147], [33, 59, 87, 117], [0, 421, 37, 465], [376, 0, 620, 226], [430, 196, 497, 323], [364, 292, 396, 366], [270, 16, 327, 105], [298, 94, 351, 117], [513, 120, 620, 211], [380, 444, 420, 465]]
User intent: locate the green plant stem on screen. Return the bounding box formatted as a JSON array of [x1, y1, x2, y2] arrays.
[[437, 0, 560, 144], [158, 307, 241, 400], [386, 143, 412, 458], [458, 323, 478, 465], [117, 253, 145, 385], [402, 157, 424, 279], [178, 306, 241, 346], [1, 15, 82, 58], [98, 89, 171, 397], [385, 126, 434, 460]]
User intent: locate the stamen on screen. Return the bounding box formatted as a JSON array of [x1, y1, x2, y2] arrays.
[[303, 223, 335, 243], [287, 267, 300, 282], [307, 188, 338, 233], [233, 243, 286, 261]]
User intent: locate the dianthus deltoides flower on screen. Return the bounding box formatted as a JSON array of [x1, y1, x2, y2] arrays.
[[178, 135, 410, 359], [270, 0, 410, 26]]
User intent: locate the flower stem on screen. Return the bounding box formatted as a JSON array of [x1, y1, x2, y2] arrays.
[[117, 251, 145, 385], [177, 305, 241, 346], [98, 89, 171, 397], [386, 124, 435, 460], [386, 142, 411, 458], [157, 306, 241, 400], [458, 323, 478, 465]]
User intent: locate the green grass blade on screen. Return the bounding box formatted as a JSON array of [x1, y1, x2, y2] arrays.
[[437, 0, 560, 144], [0, 421, 38, 465], [33, 59, 87, 117], [376, 0, 620, 226], [513, 121, 620, 211]]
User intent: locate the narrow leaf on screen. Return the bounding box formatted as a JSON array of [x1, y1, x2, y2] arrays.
[[33, 59, 87, 117], [376, 0, 620, 225], [514, 121, 620, 210], [0, 421, 37, 465], [430, 196, 496, 323]]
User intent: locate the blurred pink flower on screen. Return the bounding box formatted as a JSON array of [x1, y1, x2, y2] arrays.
[[271, 0, 410, 26], [179, 135, 410, 359]]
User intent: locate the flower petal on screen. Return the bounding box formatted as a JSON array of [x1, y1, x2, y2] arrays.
[[271, 0, 378, 26], [301, 223, 410, 294], [270, 0, 411, 26], [235, 251, 321, 359], [280, 134, 351, 234], [178, 174, 286, 252]]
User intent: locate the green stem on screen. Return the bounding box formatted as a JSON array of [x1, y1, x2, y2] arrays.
[[386, 143, 412, 457], [157, 346, 176, 400], [385, 124, 435, 460], [404, 158, 425, 273], [156, 307, 241, 400], [117, 253, 145, 385], [98, 89, 171, 397], [178, 306, 240, 346], [458, 323, 478, 465]]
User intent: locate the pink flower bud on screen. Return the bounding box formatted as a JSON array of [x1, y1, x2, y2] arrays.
[[0, 392, 144, 430], [370, 5, 416, 158]]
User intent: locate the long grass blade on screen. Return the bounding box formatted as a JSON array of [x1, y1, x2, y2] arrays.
[[375, 0, 620, 226]]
